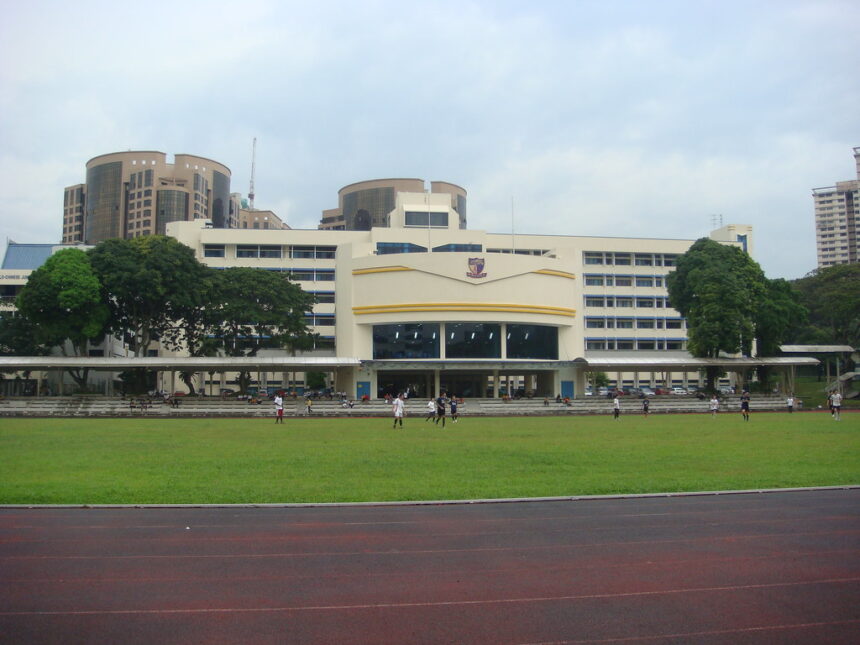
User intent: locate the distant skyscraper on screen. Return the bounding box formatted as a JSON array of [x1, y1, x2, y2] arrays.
[[62, 151, 236, 245], [813, 147, 859, 268], [319, 179, 467, 231]]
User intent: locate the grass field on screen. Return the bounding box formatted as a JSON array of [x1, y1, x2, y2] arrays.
[[0, 412, 857, 505]]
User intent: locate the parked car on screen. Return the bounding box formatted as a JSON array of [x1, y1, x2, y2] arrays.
[[598, 387, 610, 397], [640, 387, 655, 396], [686, 387, 699, 395], [584, 388, 594, 396], [671, 387, 687, 395], [654, 387, 669, 395]]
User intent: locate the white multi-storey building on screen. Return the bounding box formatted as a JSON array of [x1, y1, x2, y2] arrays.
[[813, 147, 860, 268]]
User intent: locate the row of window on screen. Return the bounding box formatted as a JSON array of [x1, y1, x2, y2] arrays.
[[486, 248, 548, 256], [583, 251, 678, 267], [585, 317, 685, 329], [585, 296, 673, 308], [205, 244, 337, 260], [128, 170, 154, 189], [376, 242, 482, 255], [373, 323, 558, 360], [585, 339, 686, 351], [584, 274, 666, 287]]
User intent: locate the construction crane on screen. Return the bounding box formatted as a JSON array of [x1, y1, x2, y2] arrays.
[[249, 137, 257, 210]]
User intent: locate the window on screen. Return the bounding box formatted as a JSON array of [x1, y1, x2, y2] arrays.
[[312, 292, 335, 304], [204, 244, 225, 258], [666, 319, 683, 329], [376, 242, 428, 255], [405, 211, 449, 227], [259, 245, 281, 258], [637, 319, 655, 328], [663, 254, 677, 267], [584, 252, 604, 265], [585, 275, 604, 286], [637, 340, 655, 350], [236, 245, 259, 258], [616, 298, 633, 308], [614, 276, 632, 287], [666, 340, 684, 350], [506, 324, 558, 360], [636, 277, 653, 287], [585, 296, 605, 307], [316, 246, 336, 259], [373, 323, 440, 359], [635, 253, 653, 266], [315, 269, 335, 281], [616, 319, 633, 329], [616, 340, 634, 350], [586, 318, 605, 328], [446, 322, 501, 358], [433, 243, 481, 253], [289, 270, 314, 281], [586, 340, 606, 350], [291, 246, 315, 258], [636, 298, 654, 308], [613, 253, 631, 266]]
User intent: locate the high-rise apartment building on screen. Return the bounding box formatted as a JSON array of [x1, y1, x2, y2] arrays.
[[62, 151, 236, 245], [813, 147, 859, 268]]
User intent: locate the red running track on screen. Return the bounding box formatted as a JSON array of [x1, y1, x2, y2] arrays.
[[1, 489, 858, 644]]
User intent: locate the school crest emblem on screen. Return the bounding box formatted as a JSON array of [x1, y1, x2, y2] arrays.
[[466, 257, 486, 279]]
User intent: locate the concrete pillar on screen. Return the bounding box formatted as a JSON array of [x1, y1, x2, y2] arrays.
[[492, 370, 499, 398], [433, 370, 441, 397]]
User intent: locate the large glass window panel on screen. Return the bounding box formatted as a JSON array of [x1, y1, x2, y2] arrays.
[[445, 323, 501, 358], [373, 323, 440, 359], [204, 244, 225, 258], [376, 242, 427, 255], [236, 245, 259, 258], [259, 245, 282, 258], [432, 243, 481, 253], [506, 324, 558, 360]]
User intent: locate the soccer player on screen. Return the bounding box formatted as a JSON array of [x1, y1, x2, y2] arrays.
[[786, 394, 794, 413], [613, 396, 620, 420], [642, 397, 649, 417], [434, 392, 447, 427], [740, 390, 751, 422], [710, 395, 719, 418], [274, 392, 284, 424], [392, 393, 405, 428], [425, 398, 436, 422], [450, 396, 459, 423], [831, 391, 843, 421]]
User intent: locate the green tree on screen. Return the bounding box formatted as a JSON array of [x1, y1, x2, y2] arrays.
[[0, 312, 54, 357], [205, 267, 316, 394], [667, 238, 768, 390], [792, 264, 860, 348], [753, 278, 807, 387], [87, 236, 210, 393], [15, 248, 110, 390], [88, 236, 210, 356]]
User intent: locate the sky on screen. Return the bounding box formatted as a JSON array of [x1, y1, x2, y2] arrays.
[[1, 0, 858, 279]]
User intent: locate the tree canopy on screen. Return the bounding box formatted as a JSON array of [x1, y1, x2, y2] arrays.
[[792, 263, 860, 348], [87, 235, 211, 357], [666, 238, 767, 359], [14, 248, 110, 389]]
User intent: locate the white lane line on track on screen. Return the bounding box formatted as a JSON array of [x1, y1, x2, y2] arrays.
[[1, 577, 858, 616]]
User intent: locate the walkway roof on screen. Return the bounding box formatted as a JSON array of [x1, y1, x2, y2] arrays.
[[0, 356, 361, 372], [779, 345, 855, 354]]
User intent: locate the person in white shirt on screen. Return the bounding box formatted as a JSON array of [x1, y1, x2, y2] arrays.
[[831, 391, 843, 421], [392, 393, 406, 428], [786, 395, 794, 413], [274, 394, 284, 424], [612, 396, 620, 420], [710, 395, 719, 417], [425, 398, 436, 422]]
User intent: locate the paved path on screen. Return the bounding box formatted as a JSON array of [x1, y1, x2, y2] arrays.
[[1, 489, 858, 644]]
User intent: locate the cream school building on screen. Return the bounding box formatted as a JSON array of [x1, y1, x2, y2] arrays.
[[165, 191, 755, 399]]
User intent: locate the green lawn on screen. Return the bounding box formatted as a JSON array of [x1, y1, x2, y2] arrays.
[[0, 413, 857, 504]]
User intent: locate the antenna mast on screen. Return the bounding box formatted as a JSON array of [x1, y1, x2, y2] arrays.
[[249, 137, 257, 210]]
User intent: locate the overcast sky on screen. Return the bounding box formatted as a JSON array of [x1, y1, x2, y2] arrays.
[[1, 0, 858, 279]]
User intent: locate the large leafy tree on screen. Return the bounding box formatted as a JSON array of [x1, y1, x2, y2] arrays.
[[15, 248, 110, 389], [792, 264, 860, 348], [205, 267, 316, 393], [753, 278, 807, 385], [667, 238, 768, 390], [87, 236, 210, 357]]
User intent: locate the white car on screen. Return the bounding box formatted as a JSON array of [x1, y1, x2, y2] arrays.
[[640, 387, 655, 396], [671, 387, 687, 395]]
